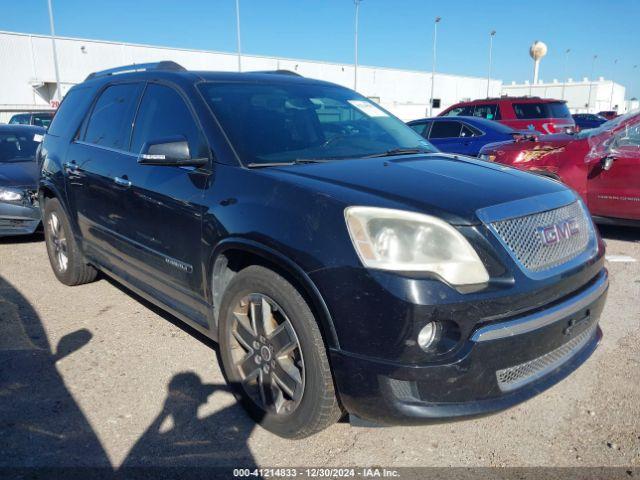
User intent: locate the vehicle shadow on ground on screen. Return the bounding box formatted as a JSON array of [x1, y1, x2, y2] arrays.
[[598, 224, 640, 243], [0, 273, 109, 468], [0, 273, 261, 477], [0, 232, 44, 245]]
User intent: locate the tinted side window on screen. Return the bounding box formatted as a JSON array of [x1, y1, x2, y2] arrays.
[[131, 84, 204, 156], [473, 104, 500, 120], [444, 106, 473, 117], [429, 121, 462, 139], [32, 114, 53, 128], [408, 122, 428, 136], [84, 83, 142, 150], [48, 87, 93, 137], [9, 114, 29, 125], [513, 103, 547, 119]]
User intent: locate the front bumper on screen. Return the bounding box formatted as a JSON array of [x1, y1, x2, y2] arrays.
[[0, 202, 41, 236], [330, 269, 608, 425]]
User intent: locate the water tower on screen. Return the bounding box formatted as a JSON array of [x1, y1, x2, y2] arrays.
[[529, 41, 548, 85]]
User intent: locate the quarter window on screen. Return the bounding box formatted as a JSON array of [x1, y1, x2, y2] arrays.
[[131, 84, 204, 156], [461, 124, 481, 137], [429, 121, 462, 139], [84, 83, 142, 150]]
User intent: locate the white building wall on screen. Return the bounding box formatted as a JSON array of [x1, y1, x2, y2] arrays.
[[0, 30, 501, 123], [501, 78, 626, 114]]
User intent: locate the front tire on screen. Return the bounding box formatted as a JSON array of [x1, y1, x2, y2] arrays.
[[43, 198, 97, 286], [218, 265, 342, 438]]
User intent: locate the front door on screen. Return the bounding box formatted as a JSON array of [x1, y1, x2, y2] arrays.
[[122, 82, 211, 322], [587, 123, 640, 221]]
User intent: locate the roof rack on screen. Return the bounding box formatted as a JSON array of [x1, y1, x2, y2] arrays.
[[252, 70, 302, 77], [85, 61, 186, 81]]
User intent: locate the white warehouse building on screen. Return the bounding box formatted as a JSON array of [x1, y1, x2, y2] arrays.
[[0, 30, 502, 123], [501, 78, 626, 114]]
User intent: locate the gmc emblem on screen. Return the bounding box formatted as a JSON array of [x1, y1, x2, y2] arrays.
[[538, 217, 580, 246]]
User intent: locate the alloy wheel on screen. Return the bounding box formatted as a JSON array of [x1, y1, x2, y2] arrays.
[[48, 212, 68, 272], [229, 293, 305, 415]]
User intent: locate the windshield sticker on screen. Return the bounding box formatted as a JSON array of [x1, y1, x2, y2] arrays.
[[33, 134, 44, 143], [348, 100, 389, 118]]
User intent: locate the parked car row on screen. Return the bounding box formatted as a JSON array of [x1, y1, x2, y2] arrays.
[[479, 110, 640, 225], [438, 96, 575, 134]]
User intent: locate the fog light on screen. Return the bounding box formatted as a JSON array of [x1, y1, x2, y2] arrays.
[[417, 321, 438, 351]]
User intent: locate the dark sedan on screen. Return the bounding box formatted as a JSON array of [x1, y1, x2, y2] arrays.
[[572, 113, 607, 131], [0, 124, 44, 236], [407, 116, 532, 157]]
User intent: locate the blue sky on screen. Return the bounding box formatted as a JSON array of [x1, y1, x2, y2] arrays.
[[2, 0, 639, 97]]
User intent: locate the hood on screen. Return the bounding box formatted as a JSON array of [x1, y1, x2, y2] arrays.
[[0, 160, 39, 188], [267, 154, 569, 225]]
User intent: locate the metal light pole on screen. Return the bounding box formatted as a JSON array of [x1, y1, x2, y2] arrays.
[[587, 54, 597, 112], [429, 16, 441, 116], [47, 0, 62, 102], [354, 0, 362, 91], [235, 0, 242, 72], [486, 30, 496, 98], [561, 48, 570, 100], [609, 58, 618, 111]]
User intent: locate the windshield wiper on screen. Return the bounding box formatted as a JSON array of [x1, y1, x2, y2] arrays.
[[361, 148, 431, 158], [246, 158, 331, 168]]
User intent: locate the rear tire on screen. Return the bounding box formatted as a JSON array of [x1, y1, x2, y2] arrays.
[[43, 198, 97, 286], [218, 265, 342, 438]]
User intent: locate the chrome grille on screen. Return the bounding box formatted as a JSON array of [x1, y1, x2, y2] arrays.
[[491, 201, 591, 272], [496, 322, 597, 392]]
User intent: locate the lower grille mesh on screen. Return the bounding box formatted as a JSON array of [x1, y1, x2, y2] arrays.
[[496, 322, 597, 392]]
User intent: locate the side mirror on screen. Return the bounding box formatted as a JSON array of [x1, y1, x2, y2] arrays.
[[601, 156, 615, 171], [138, 137, 208, 167]]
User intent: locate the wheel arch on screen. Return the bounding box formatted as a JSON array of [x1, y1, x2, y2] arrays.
[[207, 239, 340, 350]]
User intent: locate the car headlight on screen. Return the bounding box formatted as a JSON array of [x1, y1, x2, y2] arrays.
[[345, 206, 489, 286], [0, 188, 24, 202]]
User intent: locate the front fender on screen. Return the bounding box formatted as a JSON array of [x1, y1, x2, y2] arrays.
[[206, 237, 340, 350]]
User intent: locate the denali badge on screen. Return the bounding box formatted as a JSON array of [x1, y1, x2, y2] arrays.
[[538, 217, 580, 246]]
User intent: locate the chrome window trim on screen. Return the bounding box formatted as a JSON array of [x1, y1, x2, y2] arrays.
[[471, 269, 608, 342], [74, 140, 138, 158]]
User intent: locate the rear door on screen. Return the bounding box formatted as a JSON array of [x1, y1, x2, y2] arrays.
[[123, 82, 211, 322], [64, 82, 144, 265], [427, 120, 465, 153], [587, 123, 640, 221]]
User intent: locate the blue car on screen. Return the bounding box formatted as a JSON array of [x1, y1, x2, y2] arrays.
[[407, 116, 523, 157], [572, 113, 607, 131]]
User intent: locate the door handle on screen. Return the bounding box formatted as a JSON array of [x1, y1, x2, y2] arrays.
[[114, 176, 132, 188]]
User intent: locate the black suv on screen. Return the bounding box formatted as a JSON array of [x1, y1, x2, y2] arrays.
[[39, 62, 608, 438]]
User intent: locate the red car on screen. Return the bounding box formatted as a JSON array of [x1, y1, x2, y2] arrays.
[[439, 97, 575, 135], [479, 111, 640, 225]]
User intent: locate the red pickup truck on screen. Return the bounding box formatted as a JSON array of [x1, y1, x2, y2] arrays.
[[479, 111, 640, 225]]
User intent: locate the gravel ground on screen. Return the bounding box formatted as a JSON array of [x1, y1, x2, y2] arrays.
[[0, 226, 638, 472]]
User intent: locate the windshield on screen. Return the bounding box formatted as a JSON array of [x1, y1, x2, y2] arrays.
[[0, 132, 40, 163], [198, 81, 435, 165]]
